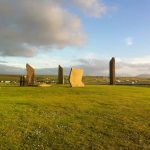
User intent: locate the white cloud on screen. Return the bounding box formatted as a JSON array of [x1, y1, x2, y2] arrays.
[[71, 0, 107, 17], [0, 0, 86, 57], [125, 37, 133, 46], [0, 0, 107, 57]]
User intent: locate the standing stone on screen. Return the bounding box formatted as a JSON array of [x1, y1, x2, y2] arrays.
[[20, 76, 23, 86], [22, 76, 26, 86], [109, 57, 115, 85], [20, 75, 26, 86], [26, 64, 35, 86], [69, 68, 84, 87], [58, 65, 64, 84]]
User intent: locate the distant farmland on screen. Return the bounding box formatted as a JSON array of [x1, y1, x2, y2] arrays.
[[0, 74, 150, 85]]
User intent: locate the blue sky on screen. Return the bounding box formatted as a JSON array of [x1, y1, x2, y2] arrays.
[[82, 0, 150, 57], [0, 0, 150, 76]]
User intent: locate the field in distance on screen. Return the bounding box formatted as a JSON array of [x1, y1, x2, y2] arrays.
[[0, 74, 150, 85], [0, 85, 150, 149]]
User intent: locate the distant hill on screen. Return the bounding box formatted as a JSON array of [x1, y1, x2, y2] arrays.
[[136, 74, 150, 78]]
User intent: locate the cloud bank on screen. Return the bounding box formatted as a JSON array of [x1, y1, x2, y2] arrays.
[[0, 0, 106, 57], [0, 57, 150, 76]]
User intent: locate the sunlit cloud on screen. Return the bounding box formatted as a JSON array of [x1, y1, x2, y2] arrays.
[[0, 0, 107, 57], [71, 0, 107, 17], [0, 0, 86, 57]]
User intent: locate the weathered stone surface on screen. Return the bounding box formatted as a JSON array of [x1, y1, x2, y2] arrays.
[[69, 68, 84, 87], [58, 65, 64, 84], [109, 57, 115, 85], [26, 64, 35, 86]]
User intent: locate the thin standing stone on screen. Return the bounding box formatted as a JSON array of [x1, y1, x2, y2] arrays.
[[109, 57, 115, 85], [58, 65, 64, 84]]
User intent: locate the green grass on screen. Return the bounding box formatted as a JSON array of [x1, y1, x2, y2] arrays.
[[0, 85, 150, 149]]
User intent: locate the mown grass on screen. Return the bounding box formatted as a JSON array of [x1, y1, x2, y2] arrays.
[[0, 85, 150, 149]]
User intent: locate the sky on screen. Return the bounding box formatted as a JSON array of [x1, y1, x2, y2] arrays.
[[0, 0, 150, 76]]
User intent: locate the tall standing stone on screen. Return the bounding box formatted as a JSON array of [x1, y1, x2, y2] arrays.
[[26, 64, 35, 86], [69, 68, 84, 87], [58, 65, 64, 84], [109, 57, 115, 85]]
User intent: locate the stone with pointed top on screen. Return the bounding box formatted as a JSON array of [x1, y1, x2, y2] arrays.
[[58, 65, 64, 84], [69, 68, 84, 87], [26, 64, 35, 86], [109, 57, 115, 85]]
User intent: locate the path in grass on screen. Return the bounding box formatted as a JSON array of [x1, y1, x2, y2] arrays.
[[0, 85, 150, 149]]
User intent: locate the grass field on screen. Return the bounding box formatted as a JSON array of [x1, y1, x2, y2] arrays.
[[0, 85, 150, 149]]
